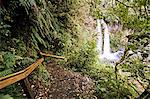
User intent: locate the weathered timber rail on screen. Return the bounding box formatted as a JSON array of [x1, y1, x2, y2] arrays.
[[0, 52, 65, 90]]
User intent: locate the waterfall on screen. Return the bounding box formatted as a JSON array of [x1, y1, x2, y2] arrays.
[[96, 19, 102, 55], [101, 20, 111, 55], [96, 19, 124, 63]]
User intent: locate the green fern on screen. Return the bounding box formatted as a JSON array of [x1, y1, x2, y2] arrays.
[[18, 0, 55, 49], [0, 52, 16, 77], [0, 68, 13, 78], [34, 33, 47, 48], [3, 52, 16, 69], [19, 0, 34, 14]]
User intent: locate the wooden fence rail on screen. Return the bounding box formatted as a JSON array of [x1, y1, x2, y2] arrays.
[[0, 52, 65, 89]]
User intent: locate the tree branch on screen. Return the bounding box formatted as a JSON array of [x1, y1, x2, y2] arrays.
[[115, 0, 130, 8]]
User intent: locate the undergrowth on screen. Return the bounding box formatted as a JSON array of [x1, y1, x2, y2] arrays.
[[0, 0, 96, 98], [0, 0, 143, 98]]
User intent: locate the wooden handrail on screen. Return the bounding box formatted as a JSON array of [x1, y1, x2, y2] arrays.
[[0, 58, 44, 89], [0, 63, 32, 81], [39, 52, 65, 59], [0, 52, 65, 89]]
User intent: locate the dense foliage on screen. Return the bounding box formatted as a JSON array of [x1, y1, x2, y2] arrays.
[[0, 0, 97, 98], [0, 0, 149, 98], [96, 0, 150, 98]]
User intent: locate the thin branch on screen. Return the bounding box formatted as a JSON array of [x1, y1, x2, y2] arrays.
[[129, 82, 141, 95], [115, 0, 130, 8]]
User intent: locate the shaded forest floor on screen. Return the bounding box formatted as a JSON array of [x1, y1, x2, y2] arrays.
[[25, 61, 147, 99], [29, 62, 95, 99]]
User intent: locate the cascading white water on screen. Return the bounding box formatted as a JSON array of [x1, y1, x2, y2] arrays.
[[96, 19, 102, 55], [96, 19, 124, 62], [101, 20, 111, 55]]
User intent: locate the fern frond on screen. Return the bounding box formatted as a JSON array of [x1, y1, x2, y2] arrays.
[[3, 52, 16, 69], [19, 0, 35, 14], [33, 32, 47, 48], [0, 68, 13, 78]]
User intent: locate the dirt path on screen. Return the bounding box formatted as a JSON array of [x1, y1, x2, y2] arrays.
[[30, 62, 95, 99]]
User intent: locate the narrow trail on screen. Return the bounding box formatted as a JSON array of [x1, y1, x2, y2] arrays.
[[29, 62, 95, 99]]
